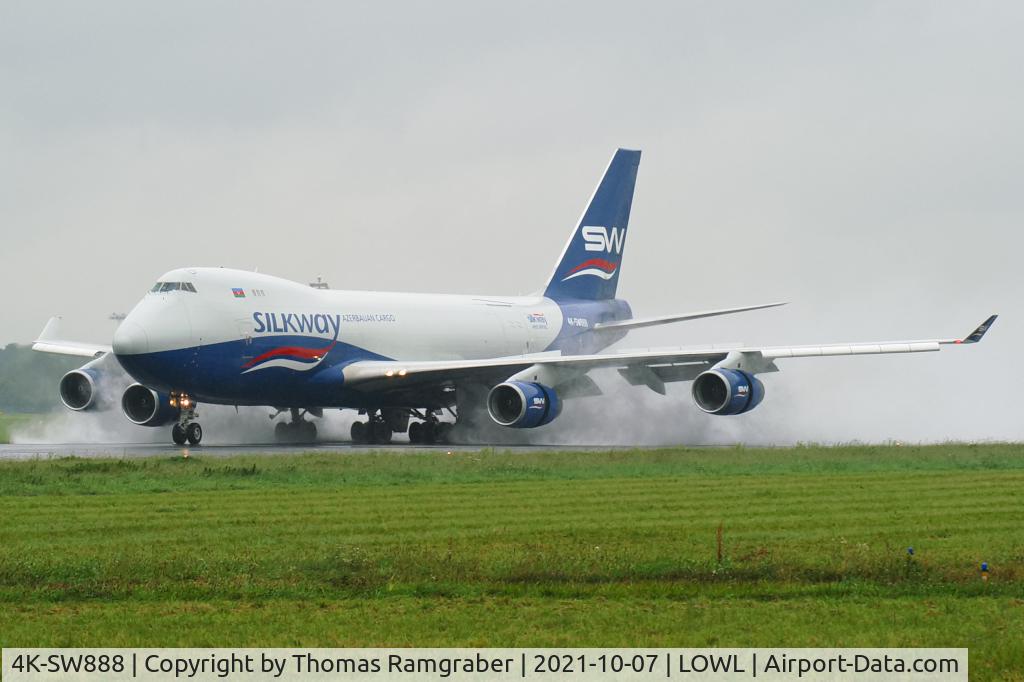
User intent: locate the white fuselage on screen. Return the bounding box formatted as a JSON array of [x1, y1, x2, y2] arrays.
[[116, 267, 566, 360], [111, 267, 627, 407]]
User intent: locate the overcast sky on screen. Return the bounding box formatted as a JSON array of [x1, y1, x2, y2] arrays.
[[1, 1, 1021, 442]]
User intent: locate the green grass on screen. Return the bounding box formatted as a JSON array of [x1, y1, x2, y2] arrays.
[[1, 445, 1022, 679]]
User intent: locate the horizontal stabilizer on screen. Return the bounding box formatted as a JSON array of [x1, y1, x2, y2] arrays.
[[593, 301, 787, 332]]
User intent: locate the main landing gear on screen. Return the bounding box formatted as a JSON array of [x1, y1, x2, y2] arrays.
[[170, 394, 202, 446], [272, 408, 318, 444], [349, 409, 453, 445], [350, 410, 394, 444], [408, 416, 452, 445]]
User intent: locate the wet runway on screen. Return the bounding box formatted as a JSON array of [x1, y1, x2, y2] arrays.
[[0, 441, 617, 460]]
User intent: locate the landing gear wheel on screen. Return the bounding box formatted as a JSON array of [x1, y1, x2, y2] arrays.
[[301, 420, 317, 442], [435, 422, 452, 444], [421, 421, 437, 445], [274, 421, 290, 443], [186, 422, 203, 446], [351, 421, 368, 444], [372, 421, 393, 444], [172, 423, 187, 445], [408, 421, 423, 444]]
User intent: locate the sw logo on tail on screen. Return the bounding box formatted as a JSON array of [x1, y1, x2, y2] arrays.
[[582, 226, 626, 253]]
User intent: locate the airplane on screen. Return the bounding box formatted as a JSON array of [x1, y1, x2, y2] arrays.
[[33, 149, 997, 446]]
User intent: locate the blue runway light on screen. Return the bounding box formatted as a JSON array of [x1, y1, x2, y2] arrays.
[[907, 547, 914, 556], [981, 562, 989, 572]]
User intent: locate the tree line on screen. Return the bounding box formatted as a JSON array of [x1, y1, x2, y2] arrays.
[[0, 344, 82, 413]]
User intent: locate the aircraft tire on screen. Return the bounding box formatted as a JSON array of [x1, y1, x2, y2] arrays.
[[408, 421, 423, 444], [435, 422, 452, 444], [351, 421, 367, 444], [301, 420, 317, 442], [186, 422, 203, 446], [172, 423, 187, 446], [421, 421, 436, 445], [372, 421, 393, 444]]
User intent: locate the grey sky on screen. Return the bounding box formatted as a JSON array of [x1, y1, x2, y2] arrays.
[[1, 1, 1021, 441]]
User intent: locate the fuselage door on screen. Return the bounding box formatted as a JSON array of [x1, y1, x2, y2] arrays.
[[236, 318, 255, 362]]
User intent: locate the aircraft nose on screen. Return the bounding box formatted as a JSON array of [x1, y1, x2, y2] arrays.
[[112, 320, 150, 355]]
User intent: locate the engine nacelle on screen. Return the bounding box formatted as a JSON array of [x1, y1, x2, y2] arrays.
[[487, 381, 562, 428], [691, 368, 765, 415], [59, 369, 101, 411], [121, 383, 178, 427]]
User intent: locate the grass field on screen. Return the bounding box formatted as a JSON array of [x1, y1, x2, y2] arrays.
[[1, 445, 1022, 679]]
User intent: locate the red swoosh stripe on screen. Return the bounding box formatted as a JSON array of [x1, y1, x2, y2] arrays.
[[567, 258, 617, 275], [242, 341, 337, 369]]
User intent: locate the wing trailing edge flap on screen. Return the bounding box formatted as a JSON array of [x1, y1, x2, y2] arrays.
[[618, 362, 708, 395], [554, 374, 603, 398]]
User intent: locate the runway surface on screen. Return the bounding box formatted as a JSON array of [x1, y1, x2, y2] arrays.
[[0, 441, 618, 460]]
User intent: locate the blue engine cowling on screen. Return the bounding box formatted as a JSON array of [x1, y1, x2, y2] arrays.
[[59, 368, 102, 411], [487, 381, 562, 428], [691, 369, 765, 415], [121, 383, 178, 427]]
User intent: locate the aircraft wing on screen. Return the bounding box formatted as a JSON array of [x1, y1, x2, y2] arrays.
[[342, 315, 997, 395], [31, 317, 111, 358]]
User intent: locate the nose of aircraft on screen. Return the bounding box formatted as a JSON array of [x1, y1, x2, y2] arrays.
[[112, 320, 150, 355]]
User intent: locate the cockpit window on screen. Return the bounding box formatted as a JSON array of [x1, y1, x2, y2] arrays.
[[150, 282, 197, 293]]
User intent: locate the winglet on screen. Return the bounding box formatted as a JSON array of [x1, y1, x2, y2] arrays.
[[36, 316, 63, 343], [953, 315, 998, 344], [32, 315, 111, 358]]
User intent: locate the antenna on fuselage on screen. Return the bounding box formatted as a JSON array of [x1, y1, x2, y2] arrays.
[[309, 275, 329, 290]]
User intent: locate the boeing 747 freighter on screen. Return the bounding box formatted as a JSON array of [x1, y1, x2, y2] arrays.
[[34, 149, 996, 445]]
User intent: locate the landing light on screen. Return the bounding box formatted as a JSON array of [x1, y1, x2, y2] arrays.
[[385, 369, 395, 377], [398, 369, 407, 377]]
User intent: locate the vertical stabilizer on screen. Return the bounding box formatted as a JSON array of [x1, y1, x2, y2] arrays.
[[544, 148, 641, 301]]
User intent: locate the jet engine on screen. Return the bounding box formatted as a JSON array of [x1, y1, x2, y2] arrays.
[[59, 369, 101, 411], [691, 368, 765, 415], [487, 381, 562, 428], [121, 383, 178, 427]]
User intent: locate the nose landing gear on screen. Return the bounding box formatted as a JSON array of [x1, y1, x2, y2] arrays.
[[170, 394, 202, 446], [172, 422, 203, 446]]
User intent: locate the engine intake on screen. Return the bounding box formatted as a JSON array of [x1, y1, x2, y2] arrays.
[[59, 369, 99, 411], [487, 381, 562, 428], [692, 369, 765, 415], [121, 383, 177, 426]]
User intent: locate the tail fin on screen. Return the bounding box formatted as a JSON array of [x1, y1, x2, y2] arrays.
[[544, 148, 641, 301]]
